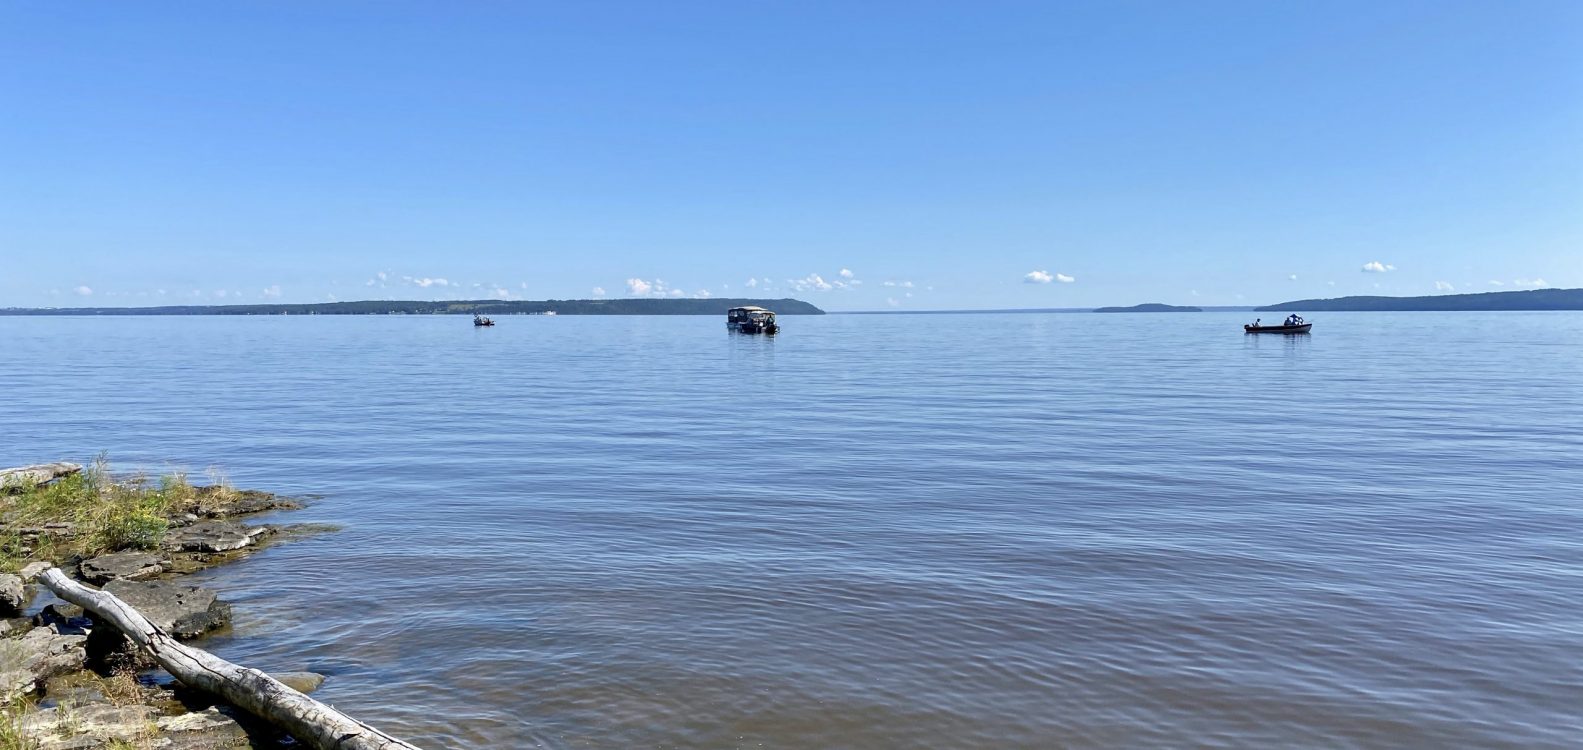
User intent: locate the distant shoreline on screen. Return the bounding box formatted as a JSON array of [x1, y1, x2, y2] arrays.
[[837, 306, 1250, 315], [1257, 288, 1583, 312]]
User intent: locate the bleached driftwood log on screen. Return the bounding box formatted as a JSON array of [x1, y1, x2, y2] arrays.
[[0, 463, 82, 490], [27, 564, 424, 750]]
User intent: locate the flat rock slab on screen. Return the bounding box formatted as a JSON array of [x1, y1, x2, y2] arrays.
[[196, 487, 303, 517], [101, 580, 232, 638], [156, 705, 254, 748], [22, 702, 157, 749], [0, 463, 82, 491], [79, 551, 164, 584], [162, 519, 269, 553], [0, 626, 88, 700]]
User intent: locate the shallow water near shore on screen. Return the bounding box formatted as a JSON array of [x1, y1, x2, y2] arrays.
[[3, 311, 1581, 748]]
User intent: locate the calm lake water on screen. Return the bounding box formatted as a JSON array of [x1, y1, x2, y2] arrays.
[[2, 312, 1581, 748]]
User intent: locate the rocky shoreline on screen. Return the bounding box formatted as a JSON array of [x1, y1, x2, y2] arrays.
[[2, 461, 328, 749]]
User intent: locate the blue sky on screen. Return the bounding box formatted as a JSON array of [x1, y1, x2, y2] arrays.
[[2, 1, 1579, 310]]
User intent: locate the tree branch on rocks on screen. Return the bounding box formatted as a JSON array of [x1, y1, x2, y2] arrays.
[[25, 563, 424, 750]]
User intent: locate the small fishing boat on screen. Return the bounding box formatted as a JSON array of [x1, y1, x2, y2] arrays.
[[726, 306, 779, 334], [1244, 322, 1311, 334], [473, 314, 495, 327]]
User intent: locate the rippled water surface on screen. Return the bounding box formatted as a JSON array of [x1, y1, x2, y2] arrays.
[[3, 312, 1581, 748]]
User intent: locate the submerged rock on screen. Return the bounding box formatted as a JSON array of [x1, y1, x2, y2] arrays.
[[100, 580, 231, 638], [79, 551, 164, 584], [162, 520, 270, 553], [273, 671, 325, 694]]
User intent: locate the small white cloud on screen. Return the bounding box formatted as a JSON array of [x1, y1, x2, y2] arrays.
[[365, 279, 376, 287], [491, 287, 511, 299], [694, 289, 712, 298], [1361, 261, 1395, 273], [72, 285, 93, 296], [1514, 278, 1550, 288], [626, 278, 653, 296], [592, 286, 606, 297], [1288, 274, 1298, 281], [1488, 280, 1505, 286], [1024, 271, 1054, 284], [839, 268, 854, 279], [1434, 281, 1455, 292], [745, 278, 758, 288], [376, 271, 388, 281], [213, 289, 228, 298], [668, 289, 685, 298], [411, 277, 450, 288], [1327, 281, 1336, 286], [1056, 273, 1075, 283], [882, 280, 915, 288], [156, 289, 167, 296], [791, 273, 834, 292], [326, 293, 338, 301], [1190, 289, 1199, 296], [886, 297, 900, 307], [262, 285, 282, 299], [519, 282, 528, 290]]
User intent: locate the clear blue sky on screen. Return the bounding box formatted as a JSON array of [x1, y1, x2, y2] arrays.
[[3, 1, 1579, 310]]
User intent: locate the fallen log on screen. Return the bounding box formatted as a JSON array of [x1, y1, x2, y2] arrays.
[[26, 563, 424, 750], [1, 463, 82, 490]]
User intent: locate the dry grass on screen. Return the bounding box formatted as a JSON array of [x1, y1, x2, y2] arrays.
[[0, 696, 37, 750]]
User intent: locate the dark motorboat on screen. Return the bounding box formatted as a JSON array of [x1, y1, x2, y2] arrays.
[[1244, 322, 1311, 334], [727, 306, 780, 334], [473, 314, 495, 327]]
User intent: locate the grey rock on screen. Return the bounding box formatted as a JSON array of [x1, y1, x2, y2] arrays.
[[21, 702, 157, 748], [196, 488, 301, 518], [0, 462, 81, 492], [157, 706, 252, 749], [0, 626, 88, 700], [161, 519, 269, 553], [0, 617, 34, 638], [101, 580, 231, 638], [0, 573, 25, 617], [79, 551, 164, 584], [273, 671, 325, 694]]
